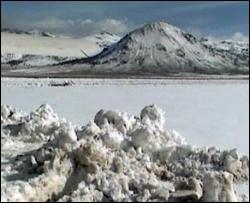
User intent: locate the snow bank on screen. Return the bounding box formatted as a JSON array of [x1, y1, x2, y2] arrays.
[[1, 104, 249, 202]]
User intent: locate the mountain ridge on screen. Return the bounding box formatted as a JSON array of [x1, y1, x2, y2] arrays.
[[1, 28, 56, 38], [1, 21, 249, 76], [58, 21, 248, 75], [1, 30, 121, 66]]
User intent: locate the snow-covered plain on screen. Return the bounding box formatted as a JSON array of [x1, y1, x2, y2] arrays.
[[1, 78, 249, 154]]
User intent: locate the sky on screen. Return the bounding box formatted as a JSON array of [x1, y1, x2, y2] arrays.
[[1, 1, 249, 41]]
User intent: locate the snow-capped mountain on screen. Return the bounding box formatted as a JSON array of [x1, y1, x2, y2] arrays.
[[1, 53, 76, 66], [200, 38, 248, 68], [60, 21, 248, 75], [1, 30, 121, 66], [1, 28, 56, 38], [28, 30, 56, 38], [92, 31, 121, 48], [1, 22, 249, 76], [200, 38, 248, 55]]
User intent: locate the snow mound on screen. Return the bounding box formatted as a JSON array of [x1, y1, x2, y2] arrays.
[[1, 104, 249, 202]]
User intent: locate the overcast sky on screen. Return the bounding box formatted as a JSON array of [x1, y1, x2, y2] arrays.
[[1, 1, 249, 41]]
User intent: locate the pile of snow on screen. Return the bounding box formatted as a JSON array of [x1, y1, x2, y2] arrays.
[[1, 105, 26, 125], [1, 104, 249, 202], [1, 104, 75, 142]]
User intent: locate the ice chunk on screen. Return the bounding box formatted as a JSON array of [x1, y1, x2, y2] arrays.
[[202, 172, 238, 202], [140, 104, 165, 131]]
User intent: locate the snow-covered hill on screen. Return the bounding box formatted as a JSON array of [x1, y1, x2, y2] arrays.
[[200, 38, 248, 55], [1, 53, 76, 66], [1, 29, 121, 66], [86, 31, 122, 48], [200, 38, 249, 68], [58, 21, 248, 75]]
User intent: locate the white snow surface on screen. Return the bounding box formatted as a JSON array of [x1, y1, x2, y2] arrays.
[[1, 77, 249, 154]]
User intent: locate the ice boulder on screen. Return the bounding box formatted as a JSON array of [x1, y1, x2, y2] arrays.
[[221, 149, 249, 181], [77, 121, 101, 139], [202, 172, 238, 202], [54, 122, 77, 147], [94, 109, 132, 134], [130, 127, 153, 150], [102, 131, 124, 149], [140, 104, 165, 131], [1, 105, 25, 124]]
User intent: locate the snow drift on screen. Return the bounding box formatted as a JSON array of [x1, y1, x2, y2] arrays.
[[1, 104, 249, 202]]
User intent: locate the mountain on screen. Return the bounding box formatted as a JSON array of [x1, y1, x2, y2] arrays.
[[92, 31, 121, 48], [1, 28, 56, 38], [1, 53, 76, 66], [200, 38, 248, 68], [27, 30, 56, 38], [2, 28, 34, 35], [59, 21, 248, 75], [200, 38, 248, 55], [1, 22, 249, 76], [1, 30, 121, 66]]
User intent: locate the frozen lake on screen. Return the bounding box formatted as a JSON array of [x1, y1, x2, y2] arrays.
[[1, 78, 249, 155]]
